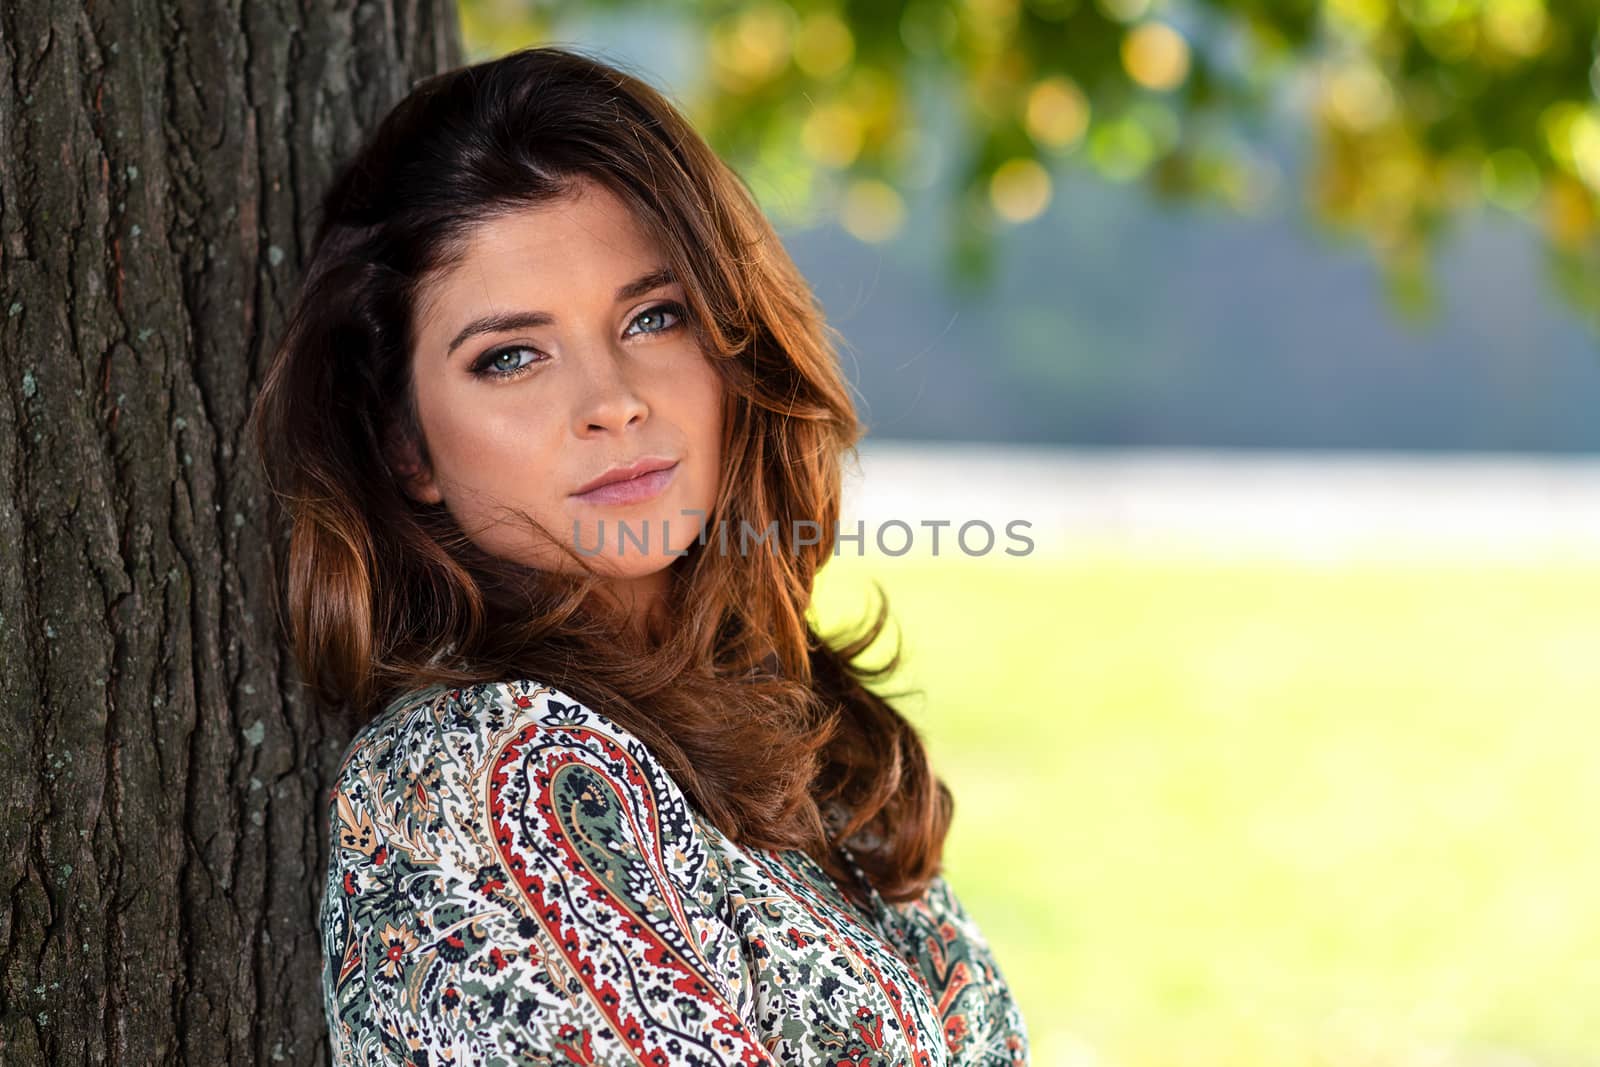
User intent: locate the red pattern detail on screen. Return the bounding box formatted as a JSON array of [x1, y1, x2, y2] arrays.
[[489, 723, 771, 1066], [554, 1024, 598, 1065], [937, 961, 973, 1020], [853, 1005, 885, 1049]]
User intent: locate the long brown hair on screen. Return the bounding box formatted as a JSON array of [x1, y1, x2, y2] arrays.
[[247, 44, 952, 902]]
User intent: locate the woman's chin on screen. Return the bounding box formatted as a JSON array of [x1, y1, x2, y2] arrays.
[[566, 509, 708, 565], [577, 547, 691, 583]]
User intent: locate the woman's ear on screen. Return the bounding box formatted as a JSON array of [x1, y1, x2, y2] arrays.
[[384, 427, 445, 506]]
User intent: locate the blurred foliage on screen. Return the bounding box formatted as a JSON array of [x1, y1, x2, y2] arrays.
[[459, 0, 1600, 328]]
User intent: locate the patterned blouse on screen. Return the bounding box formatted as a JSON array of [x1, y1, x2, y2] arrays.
[[320, 677, 1030, 1066]]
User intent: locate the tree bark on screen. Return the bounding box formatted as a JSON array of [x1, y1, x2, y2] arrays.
[[0, 2, 460, 1062]]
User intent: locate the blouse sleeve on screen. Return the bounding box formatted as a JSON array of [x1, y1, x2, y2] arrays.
[[887, 871, 1031, 1066], [320, 679, 774, 1067]]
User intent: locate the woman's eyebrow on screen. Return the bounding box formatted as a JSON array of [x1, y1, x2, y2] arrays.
[[445, 266, 677, 357]]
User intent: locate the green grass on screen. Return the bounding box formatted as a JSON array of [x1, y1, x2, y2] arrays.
[[809, 547, 1600, 1067]]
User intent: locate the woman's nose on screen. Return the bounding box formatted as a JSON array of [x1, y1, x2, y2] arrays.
[[571, 341, 649, 435]]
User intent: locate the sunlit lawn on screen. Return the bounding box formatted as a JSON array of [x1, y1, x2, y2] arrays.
[[810, 546, 1600, 1067]]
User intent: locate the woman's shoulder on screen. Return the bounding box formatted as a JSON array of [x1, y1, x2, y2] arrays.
[[320, 679, 762, 1066], [328, 676, 709, 876], [324, 675, 724, 928], [335, 676, 668, 790]]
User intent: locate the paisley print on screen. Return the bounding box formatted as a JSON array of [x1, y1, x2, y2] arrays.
[[320, 678, 1029, 1065]]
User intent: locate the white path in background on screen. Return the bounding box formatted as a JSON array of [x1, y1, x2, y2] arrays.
[[837, 440, 1600, 561]]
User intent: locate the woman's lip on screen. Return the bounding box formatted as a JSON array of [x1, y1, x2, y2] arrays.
[[570, 461, 679, 505]]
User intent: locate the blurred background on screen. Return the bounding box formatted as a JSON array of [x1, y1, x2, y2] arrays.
[[461, 3, 1600, 1064]]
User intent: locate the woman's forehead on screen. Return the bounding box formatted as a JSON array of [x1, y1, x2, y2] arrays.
[[410, 189, 672, 346]]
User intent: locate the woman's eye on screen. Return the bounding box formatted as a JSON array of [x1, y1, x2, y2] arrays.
[[470, 345, 542, 380], [626, 301, 685, 337], [470, 303, 683, 381]]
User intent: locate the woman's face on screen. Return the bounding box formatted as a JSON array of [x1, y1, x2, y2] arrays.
[[398, 177, 725, 617]]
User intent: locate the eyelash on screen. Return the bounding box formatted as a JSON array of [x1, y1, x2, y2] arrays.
[[468, 301, 689, 382]]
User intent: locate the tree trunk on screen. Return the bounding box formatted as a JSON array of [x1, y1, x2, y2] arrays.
[[0, 2, 460, 1062]]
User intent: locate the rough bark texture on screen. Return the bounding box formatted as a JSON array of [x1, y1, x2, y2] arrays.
[[0, 2, 460, 1062]]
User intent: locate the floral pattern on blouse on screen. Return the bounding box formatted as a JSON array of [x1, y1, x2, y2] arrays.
[[320, 677, 1030, 1066]]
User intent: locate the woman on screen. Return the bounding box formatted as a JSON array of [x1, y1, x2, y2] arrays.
[[250, 44, 1030, 1066]]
